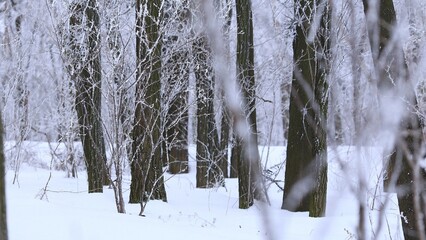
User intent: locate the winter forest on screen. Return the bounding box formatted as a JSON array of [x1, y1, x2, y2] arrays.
[[1, 0, 426, 239]]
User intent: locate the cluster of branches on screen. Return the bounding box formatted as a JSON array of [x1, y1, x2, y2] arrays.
[[33, 0, 265, 216]]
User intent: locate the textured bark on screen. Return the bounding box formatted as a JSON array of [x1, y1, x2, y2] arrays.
[[230, 137, 240, 178], [193, 34, 221, 188], [309, 2, 329, 218], [164, 49, 189, 174], [130, 0, 167, 205], [282, 0, 329, 217], [235, 0, 262, 209], [218, 94, 230, 178], [218, 0, 232, 179], [69, 1, 108, 193], [162, 3, 190, 174], [281, 82, 291, 141], [362, 1, 426, 239], [0, 113, 8, 240]]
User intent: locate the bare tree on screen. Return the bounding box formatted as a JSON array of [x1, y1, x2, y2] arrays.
[[66, 1, 108, 193], [216, 0, 232, 180], [235, 0, 264, 209], [192, 1, 222, 188], [55, 78, 79, 178], [282, 0, 330, 217], [101, 0, 133, 214], [193, 33, 221, 188], [162, 0, 191, 174], [362, 0, 426, 239], [0, 0, 29, 185], [129, 0, 167, 211]]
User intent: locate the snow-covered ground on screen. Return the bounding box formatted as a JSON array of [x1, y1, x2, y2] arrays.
[[5, 143, 403, 240]]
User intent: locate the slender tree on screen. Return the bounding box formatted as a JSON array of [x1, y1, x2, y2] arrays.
[[1, 0, 28, 185], [282, 0, 329, 217], [362, 0, 426, 239], [0, 112, 7, 240], [67, 1, 108, 193], [235, 0, 263, 209], [103, 0, 130, 214], [129, 0, 167, 209]]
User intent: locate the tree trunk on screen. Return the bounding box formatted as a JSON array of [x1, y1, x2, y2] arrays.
[[230, 136, 240, 178], [164, 48, 189, 174], [130, 0, 167, 206], [0, 112, 8, 240], [69, 1, 108, 193], [235, 0, 263, 209], [362, 1, 426, 239], [282, 0, 329, 217], [218, 0, 233, 179], [162, 2, 190, 174], [193, 34, 221, 188], [218, 99, 230, 178]]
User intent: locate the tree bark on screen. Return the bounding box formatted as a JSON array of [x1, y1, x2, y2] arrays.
[[218, 0, 233, 179], [235, 0, 263, 209], [230, 136, 240, 178], [164, 50, 189, 174], [193, 34, 221, 188], [282, 0, 329, 217], [130, 0, 167, 206], [69, 1, 108, 193], [0, 112, 8, 240], [162, 1, 190, 174]]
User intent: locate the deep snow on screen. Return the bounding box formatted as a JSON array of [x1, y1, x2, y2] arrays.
[[5, 143, 404, 240]]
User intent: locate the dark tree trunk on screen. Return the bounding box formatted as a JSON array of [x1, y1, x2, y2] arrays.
[[362, 1, 426, 239], [129, 0, 167, 206], [282, 0, 329, 217], [281, 82, 291, 142], [0, 113, 8, 240], [164, 49, 189, 174], [218, 100, 230, 178], [193, 34, 221, 188], [162, 2, 190, 174], [235, 0, 263, 209], [69, 1, 108, 193], [218, 0, 233, 179], [230, 136, 240, 178], [309, 2, 330, 218]]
